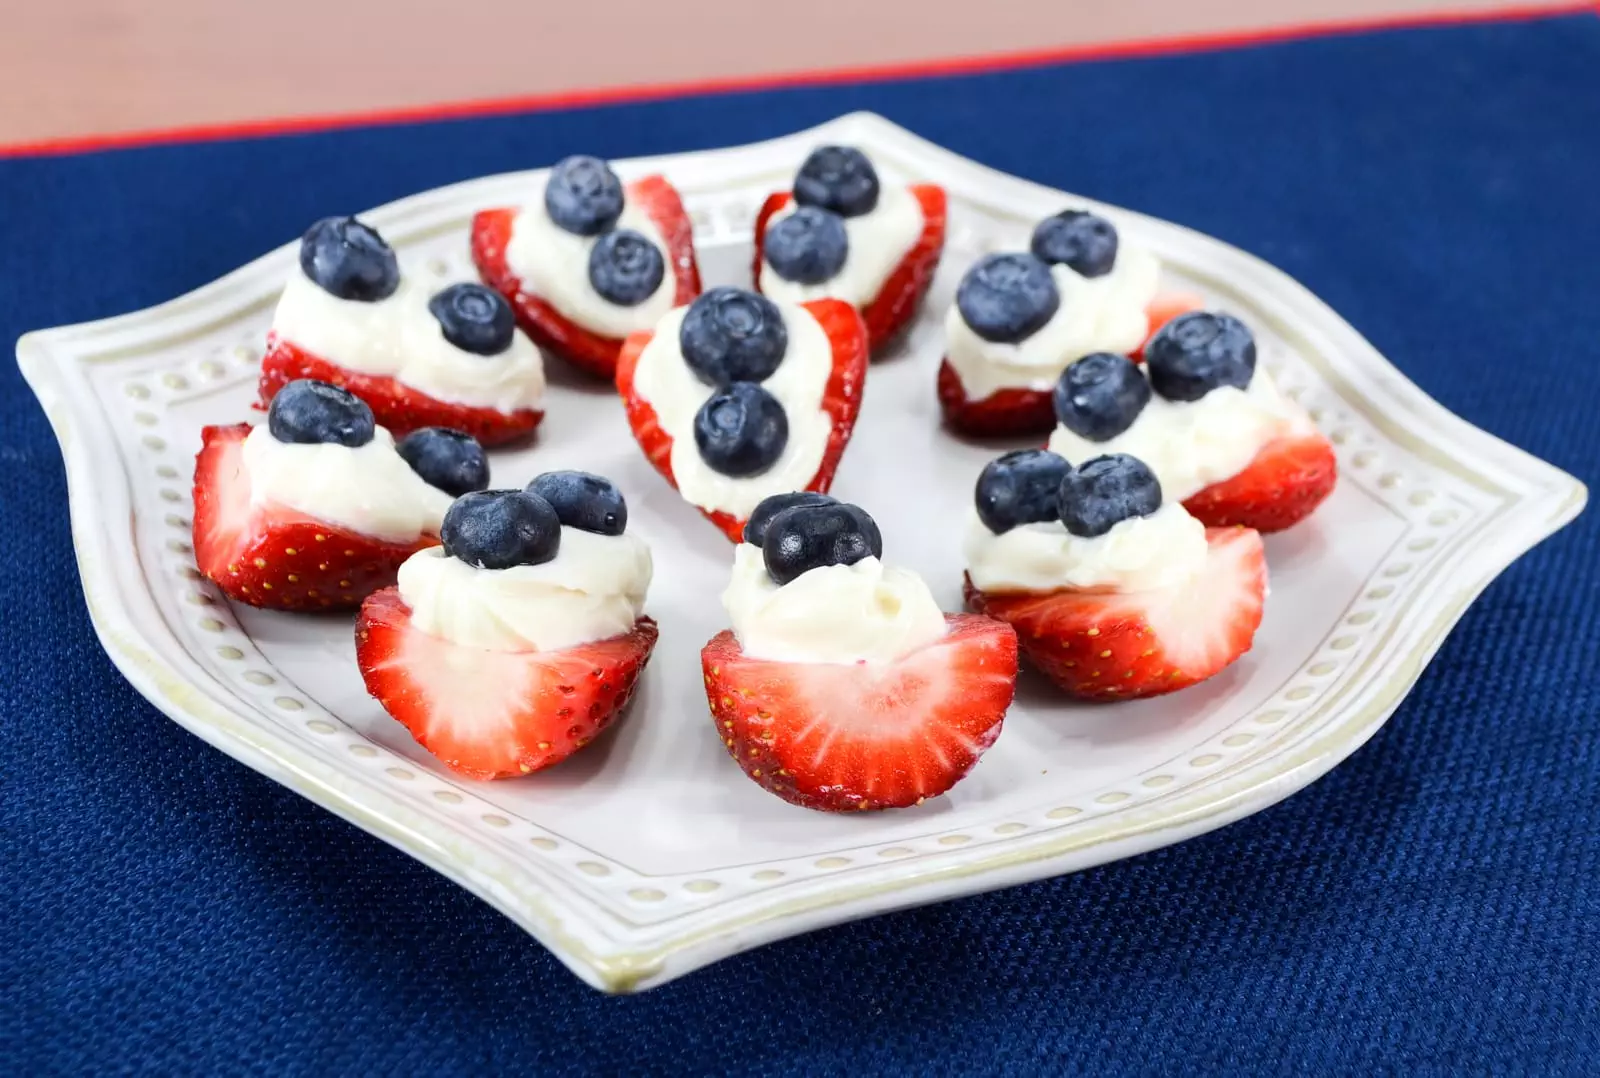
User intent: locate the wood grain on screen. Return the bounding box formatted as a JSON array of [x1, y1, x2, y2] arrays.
[[0, 0, 1564, 145]]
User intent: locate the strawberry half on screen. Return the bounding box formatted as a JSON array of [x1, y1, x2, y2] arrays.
[[936, 358, 1057, 437], [935, 292, 1208, 437], [357, 588, 657, 779], [257, 336, 543, 447], [965, 526, 1266, 700], [702, 613, 1017, 812], [1182, 431, 1338, 533], [472, 174, 702, 379], [192, 424, 436, 611], [752, 184, 947, 350], [615, 298, 869, 543]]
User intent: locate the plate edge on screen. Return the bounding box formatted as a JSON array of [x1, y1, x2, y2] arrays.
[[15, 112, 1590, 992]]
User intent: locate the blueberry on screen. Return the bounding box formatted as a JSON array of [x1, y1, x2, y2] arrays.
[[427, 283, 515, 356], [693, 382, 789, 478], [1053, 353, 1151, 442], [544, 155, 624, 237], [395, 428, 488, 497], [1030, 210, 1119, 278], [974, 449, 1072, 534], [679, 287, 788, 386], [792, 145, 879, 218], [440, 490, 561, 570], [763, 207, 849, 285], [267, 379, 375, 447], [587, 229, 665, 307], [1057, 454, 1163, 538], [955, 253, 1060, 344], [526, 471, 627, 536], [743, 491, 837, 546], [1144, 311, 1256, 402], [762, 502, 884, 586], [299, 216, 399, 302]]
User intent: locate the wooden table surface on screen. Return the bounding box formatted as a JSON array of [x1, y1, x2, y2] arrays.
[[0, 0, 1563, 148]]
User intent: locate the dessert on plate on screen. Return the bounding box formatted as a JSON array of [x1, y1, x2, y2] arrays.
[[936, 208, 1199, 437], [1048, 314, 1337, 532], [752, 145, 946, 350], [704, 493, 1018, 812], [472, 155, 701, 378], [259, 216, 547, 446], [616, 286, 869, 542], [962, 448, 1266, 699], [357, 473, 658, 779], [193, 380, 471, 611]]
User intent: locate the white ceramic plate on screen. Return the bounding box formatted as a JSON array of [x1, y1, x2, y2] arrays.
[[19, 113, 1585, 993]]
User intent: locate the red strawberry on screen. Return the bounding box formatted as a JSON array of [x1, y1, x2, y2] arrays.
[[965, 526, 1266, 700], [192, 424, 436, 611], [357, 588, 657, 780], [257, 336, 543, 447], [936, 358, 1056, 437], [1132, 292, 1206, 362], [702, 613, 1017, 811], [471, 174, 702, 379], [752, 184, 947, 350], [616, 297, 869, 543], [1182, 432, 1338, 533]]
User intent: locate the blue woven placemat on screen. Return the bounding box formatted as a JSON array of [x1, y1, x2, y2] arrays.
[[4, 12, 1599, 1076]]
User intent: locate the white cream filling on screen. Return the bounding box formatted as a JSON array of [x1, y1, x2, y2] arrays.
[[757, 183, 924, 308], [722, 544, 946, 664], [271, 269, 545, 413], [504, 186, 675, 338], [397, 529, 652, 653], [394, 304, 545, 414], [630, 303, 835, 519], [240, 424, 451, 545], [945, 249, 1160, 401], [964, 502, 1208, 595], [1047, 367, 1313, 503]]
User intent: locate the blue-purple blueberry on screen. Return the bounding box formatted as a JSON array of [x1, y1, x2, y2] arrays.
[[441, 490, 561, 569], [1057, 454, 1162, 538]]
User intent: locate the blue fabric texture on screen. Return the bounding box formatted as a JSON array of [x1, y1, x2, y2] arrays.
[[4, 13, 1599, 1076]]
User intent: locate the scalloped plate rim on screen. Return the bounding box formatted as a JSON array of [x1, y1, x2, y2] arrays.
[[16, 112, 1586, 993]]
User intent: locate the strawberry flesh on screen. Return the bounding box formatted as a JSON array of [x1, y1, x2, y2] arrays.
[[472, 174, 702, 379], [1183, 432, 1338, 533], [936, 357, 1057, 437], [257, 336, 543, 447], [966, 526, 1266, 700], [357, 587, 658, 780], [752, 184, 947, 351], [192, 423, 435, 611], [616, 297, 868, 542], [703, 613, 1018, 812]]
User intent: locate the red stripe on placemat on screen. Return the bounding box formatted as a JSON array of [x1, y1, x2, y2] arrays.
[[1, 1, 1593, 159]]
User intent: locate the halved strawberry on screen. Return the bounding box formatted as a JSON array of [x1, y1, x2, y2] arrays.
[[702, 613, 1017, 811], [616, 298, 869, 543], [257, 336, 543, 447], [965, 526, 1265, 700], [752, 184, 947, 350], [192, 424, 436, 611], [357, 588, 657, 780], [1182, 432, 1338, 533], [1132, 292, 1206, 362], [936, 358, 1056, 437], [936, 290, 1207, 436], [471, 174, 702, 379]]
